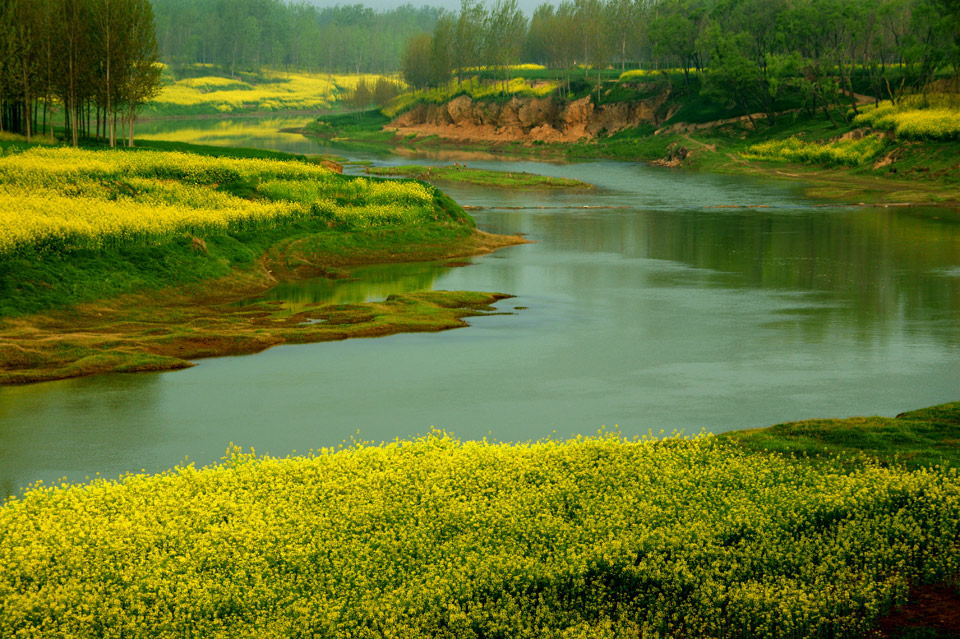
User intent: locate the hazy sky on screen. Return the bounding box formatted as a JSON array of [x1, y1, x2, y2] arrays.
[[308, 0, 545, 16]]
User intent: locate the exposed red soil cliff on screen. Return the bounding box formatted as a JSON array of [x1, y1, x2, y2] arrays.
[[390, 93, 669, 143]]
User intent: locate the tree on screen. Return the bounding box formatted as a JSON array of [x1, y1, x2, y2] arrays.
[[119, 0, 161, 146], [606, 0, 639, 72], [484, 0, 526, 91], [452, 0, 486, 86], [349, 77, 372, 116], [430, 15, 455, 86], [372, 77, 401, 108], [57, 0, 91, 146], [402, 33, 434, 90]]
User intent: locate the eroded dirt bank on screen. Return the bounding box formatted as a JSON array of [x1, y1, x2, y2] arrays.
[[390, 93, 670, 143]]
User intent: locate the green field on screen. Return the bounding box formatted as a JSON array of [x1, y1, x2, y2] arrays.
[[0, 140, 471, 318]]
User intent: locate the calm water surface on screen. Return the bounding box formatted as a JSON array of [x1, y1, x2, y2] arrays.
[[1, 118, 958, 498]]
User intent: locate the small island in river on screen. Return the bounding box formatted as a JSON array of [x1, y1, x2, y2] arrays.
[[364, 164, 593, 189]]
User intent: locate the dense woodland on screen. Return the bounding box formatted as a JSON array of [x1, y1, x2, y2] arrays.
[[405, 0, 959, 123], [0, 0, 160, 146], [151, 0, 443, 75], [149, 0, 959, 126], [2, 0, 958, 145]]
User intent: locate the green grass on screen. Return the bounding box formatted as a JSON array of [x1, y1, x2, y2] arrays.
[[0, 139, 474, 319], [364, 164, 592, 189], [305, 109, 390, 140], [722, 402, 960, 470]]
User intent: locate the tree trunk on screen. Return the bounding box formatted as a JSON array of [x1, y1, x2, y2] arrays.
[[814, 86, 839, 127], [21, 67, 32, 143], [128, 98, 135, 147]]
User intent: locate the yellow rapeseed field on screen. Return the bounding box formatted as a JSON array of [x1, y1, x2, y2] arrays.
[[741, 135, 887, 166], [0, 147, 436, 254], [146, 71, 400, 115], [853, 94, 960, 140], [1, 433, 957, 637]]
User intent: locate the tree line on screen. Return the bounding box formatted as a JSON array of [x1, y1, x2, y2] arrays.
[[0, 0, 160, 146], [151, 0, 443, 75], [405, 0, 960, 124]]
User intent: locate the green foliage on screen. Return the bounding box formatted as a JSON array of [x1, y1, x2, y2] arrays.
[[0, 0, 161, 145], [384, 76, 558, 118], [2, 430, 959, 637], [403, 33, 435, 90], [150, 0, 443, 75]]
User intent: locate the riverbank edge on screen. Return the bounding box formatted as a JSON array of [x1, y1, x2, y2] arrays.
[[0, 138, 531, 385], [299, 111, 960, 209], [0, 228, 528, 386]]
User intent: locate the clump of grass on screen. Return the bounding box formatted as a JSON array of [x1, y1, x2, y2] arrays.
[[723, 401, 960, 470]]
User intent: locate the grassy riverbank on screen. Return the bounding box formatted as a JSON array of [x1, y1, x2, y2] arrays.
[[0, 138, 524, 384], [305, 88, 960, 208], [364, 164, 592, 189], [1, 402, 958, 638], [724, 402, 960, 471]]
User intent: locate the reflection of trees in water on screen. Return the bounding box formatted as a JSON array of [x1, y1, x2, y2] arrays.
[[261, 263, 447, 314], [135, 117, 324, 154], [0, 373, 164, 501], [521, 206, 960, 342]]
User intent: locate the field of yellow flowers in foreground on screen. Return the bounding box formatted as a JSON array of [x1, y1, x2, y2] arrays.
[[2, 431, 958, 638]]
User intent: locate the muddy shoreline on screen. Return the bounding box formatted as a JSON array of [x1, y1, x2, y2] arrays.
[[0, 230, 529, 386]]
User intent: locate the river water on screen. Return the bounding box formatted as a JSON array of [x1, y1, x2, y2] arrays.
[[1, 117, 958, 498]]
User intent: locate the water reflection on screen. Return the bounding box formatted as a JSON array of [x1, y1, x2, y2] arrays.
[[136, 116, 323, 155], [1, 122, 958, 500], [247, 262, 454, 314], [0, 374, 167, 496]]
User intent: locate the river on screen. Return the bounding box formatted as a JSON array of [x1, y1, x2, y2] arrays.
[[1, 116, 958, 499]]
